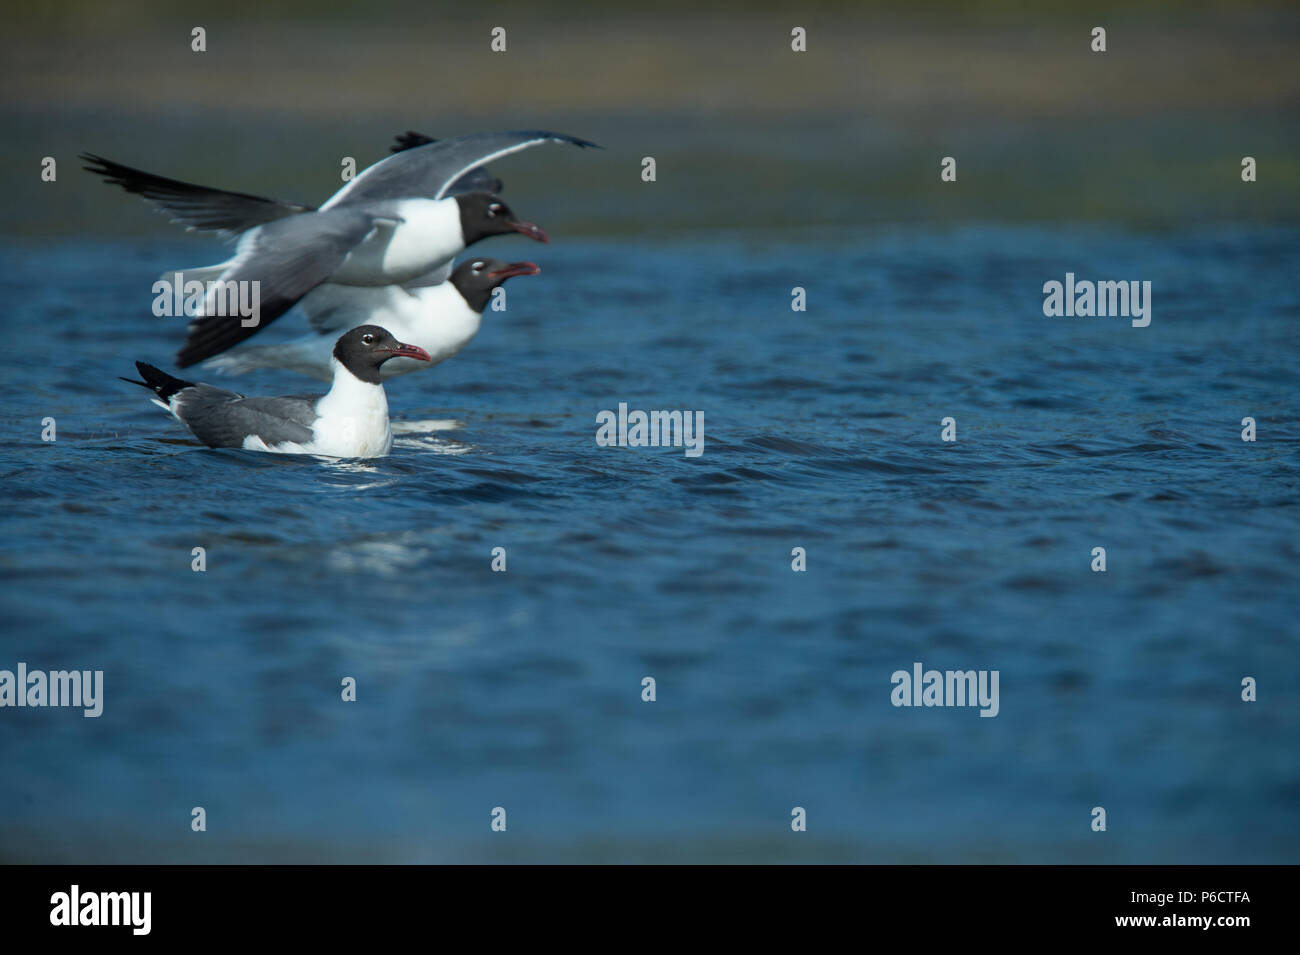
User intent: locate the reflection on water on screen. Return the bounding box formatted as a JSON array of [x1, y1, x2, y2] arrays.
[[391, 419, 463, 433]]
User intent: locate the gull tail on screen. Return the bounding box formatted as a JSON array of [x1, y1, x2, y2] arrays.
[[121, 362, 195, 407]]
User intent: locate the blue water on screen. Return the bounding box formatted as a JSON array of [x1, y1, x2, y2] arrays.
[[1, 224, 1297, 862]]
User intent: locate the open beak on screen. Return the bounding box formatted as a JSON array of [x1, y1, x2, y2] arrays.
[[509, 220, 550, 244], [380, 342, 433, 362], [488, 261, 542, 281]]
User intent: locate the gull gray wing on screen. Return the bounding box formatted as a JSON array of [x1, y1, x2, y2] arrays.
[[321, 130, 600, 208], [80, 152, 313, 241], [389, 132, 503, 194], [445, 167, 504, 196], [179, 391, 321, 449], [399, 260, 454, 289], [122, 370, 313, 448], [176, 209, 390, 367]]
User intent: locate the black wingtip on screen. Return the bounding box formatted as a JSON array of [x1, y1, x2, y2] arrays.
[[78, 152, 160, 190], [176, 316, 253, 368], [175, 343, 206, 369], [79, 151, 118, 176], [176, 288, 298, 367], [391, 131, 438, 154]]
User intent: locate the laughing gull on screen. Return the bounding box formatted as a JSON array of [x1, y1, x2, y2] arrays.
[[203, 258, 541, 382], [83, 129, 599, 366], [123, 325, 432, 458]]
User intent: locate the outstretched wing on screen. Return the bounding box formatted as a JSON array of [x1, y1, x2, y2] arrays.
[[389, 132, 504, 194], [81, 152, 313, 241], [176, 209, 391, 367], [322, 130, 600, 208]]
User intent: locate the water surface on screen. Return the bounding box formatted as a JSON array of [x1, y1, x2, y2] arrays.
[[1, 224, 1297, 862]]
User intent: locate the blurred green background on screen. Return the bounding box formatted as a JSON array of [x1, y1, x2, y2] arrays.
[[3, 0, 1297, 238]]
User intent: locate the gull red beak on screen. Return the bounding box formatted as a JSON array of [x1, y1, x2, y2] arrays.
[[381, 342, 432, 362], [488, 261, 542, 281], [510, 220, 550, 244]]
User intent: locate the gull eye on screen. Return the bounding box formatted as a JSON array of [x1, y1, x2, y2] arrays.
[[487, 203, 501, 217], [362, 333, 375, 345], [471, 261, 485, 274]]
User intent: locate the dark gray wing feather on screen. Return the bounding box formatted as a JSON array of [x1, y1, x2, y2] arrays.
[[322, 130, 600, 207], [177, 388, 321, 448], [177, 209, 388, 367], [80, 152, 313, 241], [389, 132, 503, 194], [446, 167, 504, 196]]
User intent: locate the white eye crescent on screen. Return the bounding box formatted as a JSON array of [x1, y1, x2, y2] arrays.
[[362, 333, 374, 345]]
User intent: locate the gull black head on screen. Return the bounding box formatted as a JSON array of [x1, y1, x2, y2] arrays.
[[448, 258, 542, 313], [332, 325, 432, 383], [456, 192, 549, 247]]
